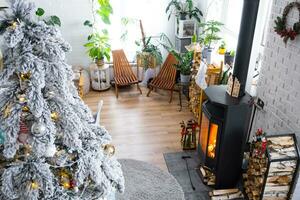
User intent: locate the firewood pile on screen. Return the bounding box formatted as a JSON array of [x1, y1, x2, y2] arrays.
[[199, 165, 216, 186], [209, 189, 244, 200], [243, 131, 299, 200]]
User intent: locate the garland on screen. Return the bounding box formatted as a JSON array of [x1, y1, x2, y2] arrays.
[[274, 2, 300, 44]]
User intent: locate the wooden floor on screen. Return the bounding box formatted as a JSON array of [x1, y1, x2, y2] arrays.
[[83, 85, 194, 170]]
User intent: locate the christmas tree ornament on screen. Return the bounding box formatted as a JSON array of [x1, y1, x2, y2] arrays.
[[0, 1, 124, 199], [20, 72, 31, 81], [50, 111, 59, 121], [30, 181, 39, 190], [22, 106, 30, 112], [31, 120, 47, 137], [18, 121, 29, 144], [0, 128, 5, 144], [70, 179, 76, 188], [3, 103, 12, 118], [18, 94, 27, 105], [103, 144, 115, 157]]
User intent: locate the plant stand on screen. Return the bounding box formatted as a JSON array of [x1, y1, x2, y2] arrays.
[[90, 63, 111, 91]]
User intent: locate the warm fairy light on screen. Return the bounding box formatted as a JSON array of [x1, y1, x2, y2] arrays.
[[31, 181, 39, 190]]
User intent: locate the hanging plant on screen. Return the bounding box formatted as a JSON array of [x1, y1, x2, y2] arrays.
[[274, 2, 300, 44]]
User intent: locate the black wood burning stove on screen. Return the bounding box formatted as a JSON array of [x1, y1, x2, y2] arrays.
[[198, 85, 252, 188], [197, 0, 260, 189]]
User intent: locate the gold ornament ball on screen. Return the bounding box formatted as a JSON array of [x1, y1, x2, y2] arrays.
[[51, 112, 59, 121], [103, 144, 115, 156], [20, 72, 31, 81], [30, 181, 39, 190]]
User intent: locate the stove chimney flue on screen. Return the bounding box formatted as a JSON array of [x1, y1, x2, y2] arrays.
[[233, 0, 260, 97]]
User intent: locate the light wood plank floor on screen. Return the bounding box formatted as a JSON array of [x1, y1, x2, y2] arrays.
[[83, 86, 194, 170]]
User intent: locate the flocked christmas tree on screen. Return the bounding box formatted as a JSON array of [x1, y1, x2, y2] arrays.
[[0, 0, 124, 199]]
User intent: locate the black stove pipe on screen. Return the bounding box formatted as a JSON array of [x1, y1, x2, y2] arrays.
[[233, 0, 260, 97]]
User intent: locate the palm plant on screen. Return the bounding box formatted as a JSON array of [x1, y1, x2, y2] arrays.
[[166, 0, 203, 22], [199, 20, 223, 48]]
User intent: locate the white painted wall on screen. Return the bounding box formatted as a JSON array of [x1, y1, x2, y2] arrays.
[[0, 0, 176, 67]]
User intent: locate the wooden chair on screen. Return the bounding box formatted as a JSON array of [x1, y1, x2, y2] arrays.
[[147, 53, 178, 103], [112, 49, 142, 98]]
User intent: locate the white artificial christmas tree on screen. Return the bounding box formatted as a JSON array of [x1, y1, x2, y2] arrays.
[[0, 0, 124, 199]]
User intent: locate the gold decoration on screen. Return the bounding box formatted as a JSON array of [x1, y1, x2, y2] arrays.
[[62, 181, 71, 189], [103, 144, 115, 157], [20, 72, 31, 81], [30, 181, 39, 190], [9, 21, 18, 30], [51, 112, 59, 121], [22, 106, 30, 112], [3, 103, 12, 118]]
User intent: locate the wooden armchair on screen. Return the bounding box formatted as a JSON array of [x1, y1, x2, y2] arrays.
[[147, 53, 178, 103], [112, 49, 142, 98]]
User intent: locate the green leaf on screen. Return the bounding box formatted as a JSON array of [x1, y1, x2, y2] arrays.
[[50, 15, 61, 26], [36, 8, 45, 17], [84, 20, 93, 27]]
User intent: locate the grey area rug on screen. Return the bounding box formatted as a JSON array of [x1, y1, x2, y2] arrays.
[[164, 151, 211, 200], [116, 159, 185, 200]]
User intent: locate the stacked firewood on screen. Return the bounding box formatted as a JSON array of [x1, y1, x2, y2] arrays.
[[209, 189, 244, 200], [244, 130, 298, 200], [199, 165, 216, 186], [189, 83, 201, 120]]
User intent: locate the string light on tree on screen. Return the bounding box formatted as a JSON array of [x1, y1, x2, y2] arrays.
[[30, 180, 39, 190]]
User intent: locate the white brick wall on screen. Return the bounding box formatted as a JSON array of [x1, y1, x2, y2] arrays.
[[253, 0, 300, 198]]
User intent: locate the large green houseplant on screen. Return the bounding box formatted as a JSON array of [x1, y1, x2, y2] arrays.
[[166, 0, 203, 22], [170, 49, 193, 83], [84, 0, 112, 67], [136, 36, 163, 69], [199, 20, 223, 64]]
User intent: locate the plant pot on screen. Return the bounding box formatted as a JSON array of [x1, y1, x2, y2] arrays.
[[202, 47, 212, 59], [179, 13, 187, 20], [206, 48, 213, 64], [224, 52, 234, 66], [218, 48, 226, 55], [96, 58, 105, 68], [180, 74, 191, 84]]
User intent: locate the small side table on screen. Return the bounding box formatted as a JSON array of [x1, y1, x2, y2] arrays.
[[90, 64, 111, 91]]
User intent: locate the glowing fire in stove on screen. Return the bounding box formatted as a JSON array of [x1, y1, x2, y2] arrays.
[[207, 123, 218, 158]]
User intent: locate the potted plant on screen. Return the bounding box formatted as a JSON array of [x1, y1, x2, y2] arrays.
[[218, 41, 226, 55], [136, 36, 163, 70], [166, 0, 203, 22], [170, 50, 194, 84], [224, 50, 235, 66], [84, 30, 111, 67], [199, 20, 223, 64], [84, 0, 112, 68]]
